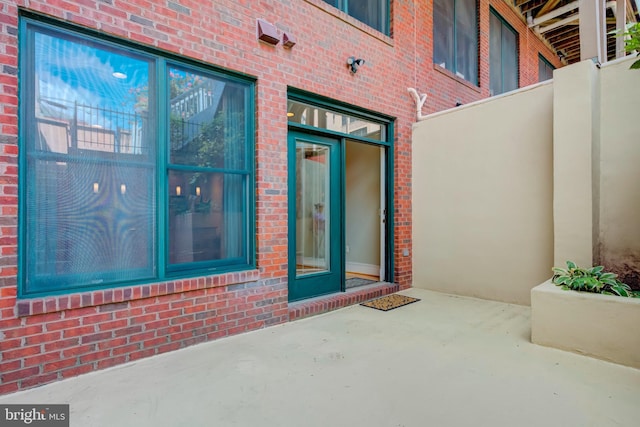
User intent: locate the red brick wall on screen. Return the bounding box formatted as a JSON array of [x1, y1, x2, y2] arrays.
[[418, 0, 562, 113], [0, 0, 560, 394]]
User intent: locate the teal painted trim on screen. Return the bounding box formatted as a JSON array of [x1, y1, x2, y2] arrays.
[[287, 87, 395, 294], [245, 81, 257, 271], [287, 132, 342, 302], [17, 16, 30, 298], [385, 120, 395, 283], [287, 122, 391, 147], [167, 256, 248, 273], [18, 15, 257, 298], [21, 263, 254, 300], [340, 138, 347, 292], [287, 130, 296, 299], [157, 59, 168, 280], [167, 164, 250, 175], [27, 152, 155, 168]]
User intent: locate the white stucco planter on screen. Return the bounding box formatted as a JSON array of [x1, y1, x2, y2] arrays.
[[531, 279, 640, 369]]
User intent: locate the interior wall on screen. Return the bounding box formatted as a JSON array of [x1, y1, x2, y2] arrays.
[[345, 141, 380, 274], [412, 83, 554, 305], [598, 57, 640, 289]]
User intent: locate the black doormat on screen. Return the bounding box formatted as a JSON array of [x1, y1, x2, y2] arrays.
[[360, 294, 420, 311], [345, 277, 376, 289]]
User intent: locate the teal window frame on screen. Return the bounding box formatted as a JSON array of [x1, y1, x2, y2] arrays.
[[18, 14, 256, 298], [322, 0, 390, 36], [433, 0, 479, 86], [538, 54, 555, 82], [489, 8, 519, 96]]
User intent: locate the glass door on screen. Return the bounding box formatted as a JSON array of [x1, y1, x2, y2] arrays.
[[288, 132, 341, 301]]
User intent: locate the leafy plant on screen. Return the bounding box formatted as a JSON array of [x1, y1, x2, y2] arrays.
[[616, 22, 640, 69], [552, 261, 640, 298]]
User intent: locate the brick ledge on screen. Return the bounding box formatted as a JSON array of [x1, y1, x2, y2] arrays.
[[288, 282, 399, 321], [16, 270, 261, 317]]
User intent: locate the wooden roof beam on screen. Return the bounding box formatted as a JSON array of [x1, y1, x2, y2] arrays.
[[536, 0, 564, 17], [530, 1, 580, 27], [538, 14, 580, 33]]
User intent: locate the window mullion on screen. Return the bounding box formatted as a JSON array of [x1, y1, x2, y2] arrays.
[[453, 0, 458, 74], [157, 59, 168, 280]]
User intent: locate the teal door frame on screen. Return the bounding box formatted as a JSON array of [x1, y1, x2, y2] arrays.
[[286, 89, 395, 302], [288, 131, 343, 302]]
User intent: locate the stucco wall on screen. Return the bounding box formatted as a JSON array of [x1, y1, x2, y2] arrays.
[[552, 60, 599, 268], [598, 57, 640, 289], [412, 83, 554, 305]]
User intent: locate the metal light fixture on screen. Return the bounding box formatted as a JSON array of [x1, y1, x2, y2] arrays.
[[347, 56, 365, 73]]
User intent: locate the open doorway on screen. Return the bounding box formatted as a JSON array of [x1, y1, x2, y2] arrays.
[[345, 139, 385, 289]]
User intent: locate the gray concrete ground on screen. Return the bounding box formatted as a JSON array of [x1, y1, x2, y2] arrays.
[[1, 288, 639, 427]]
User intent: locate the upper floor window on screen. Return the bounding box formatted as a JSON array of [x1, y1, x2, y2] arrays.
[[489, 10, 518, 95], [323, 0, 390, 35], [433, 0, 478, 85], [20, 17, 255, 296], [538, 54, 555, 82]]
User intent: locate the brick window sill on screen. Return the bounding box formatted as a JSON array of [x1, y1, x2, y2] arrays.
[[16, 270, 261, 317], [433, 64, 482, 93]]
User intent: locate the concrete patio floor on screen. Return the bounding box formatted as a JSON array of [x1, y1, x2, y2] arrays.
[[1, 288, 639, 427]]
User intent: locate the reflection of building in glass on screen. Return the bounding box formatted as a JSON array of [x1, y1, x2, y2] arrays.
[[287, 100, 384, 141]]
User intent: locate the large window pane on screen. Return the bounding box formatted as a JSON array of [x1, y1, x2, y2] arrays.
[[348, 0, 387, 35], [434, 0, 455, 71], [455, 0, 478, 84], [169, 68, 246, 170], [490, 11, 518, 96], [433, 0, 478, 85], [168, 171, 245, 266], [167, 65, 249, 269], [490, 13, 502, 96], [502, 27, 518, 93], [322, 0, 389, 35], [287, 100, 384, 141], [539, 56, 554, 82], [26, 28, 155, 292]]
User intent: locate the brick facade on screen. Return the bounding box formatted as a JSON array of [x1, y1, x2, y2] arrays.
[[0, 0, 560, 394]]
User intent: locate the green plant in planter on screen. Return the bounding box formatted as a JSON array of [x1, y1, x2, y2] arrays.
[[552, 261, 640, 298], [616, 22, 640, 69]]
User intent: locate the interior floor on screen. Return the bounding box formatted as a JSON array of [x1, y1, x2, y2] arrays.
[[346, 272, 379, 281]]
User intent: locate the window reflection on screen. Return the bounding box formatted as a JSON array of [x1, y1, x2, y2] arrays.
[[287, 100, 384, 141], [167, 67, 247, 268], [29, 30, 156, 287], [168, 172, 244, 264], [34, 31, 152, 157], [168, 68, 246, 169]]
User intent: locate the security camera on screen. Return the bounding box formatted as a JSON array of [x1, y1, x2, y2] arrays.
[[347, 57, 365, 73]]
